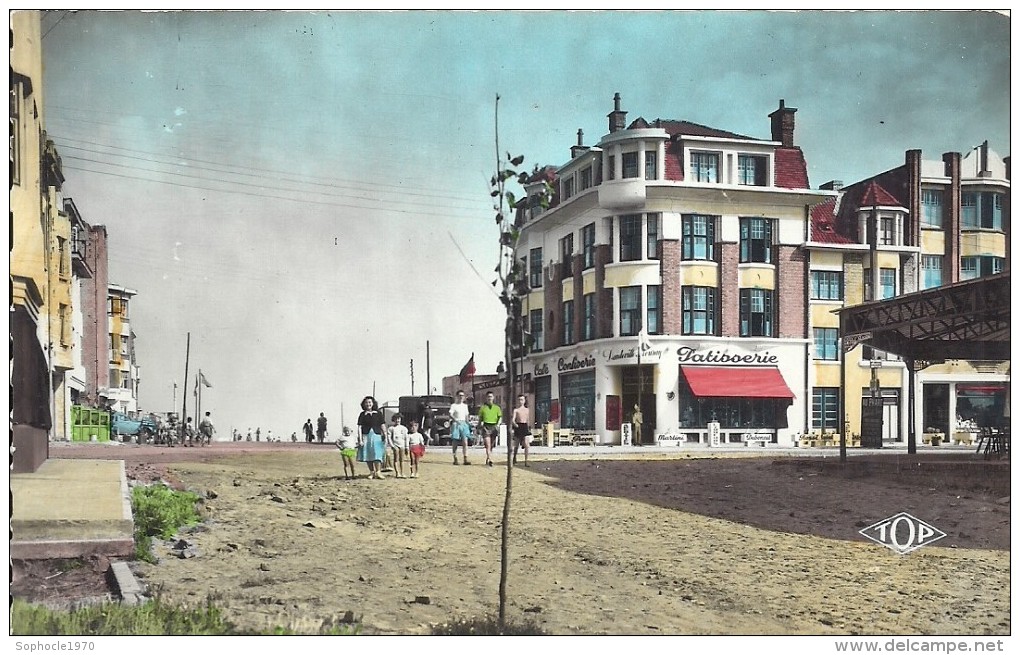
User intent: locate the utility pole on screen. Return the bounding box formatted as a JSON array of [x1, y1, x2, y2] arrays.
[[410, 358, 415, 395], [426, 340, 431, 397], [181, 333, 190, 442]]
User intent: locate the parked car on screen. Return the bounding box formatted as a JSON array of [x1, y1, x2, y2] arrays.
[[111, 411, 158, 443], [398, 395, 454, 445]]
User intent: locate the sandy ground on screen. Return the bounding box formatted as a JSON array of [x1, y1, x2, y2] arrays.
[[15, 442, 1011, 636]]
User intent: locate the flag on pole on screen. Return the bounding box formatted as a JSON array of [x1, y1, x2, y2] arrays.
[[199, 370, 213, 388], [459, 353, 476, 383]]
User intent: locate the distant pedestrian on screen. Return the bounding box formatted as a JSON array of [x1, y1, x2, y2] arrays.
[[267, 429, 273, 442], [512, 394, 531, 467], [317, 412, 328, 443], [291, 431, 297, 443], [303, 419, 314, 443], [184, 417, 196, 447], [631, 405, 643, 446], [246, 428, 252, 442], [407, 421, 425, 478], [477, 391, 502, 467], [387, 413, 409, 479], [336, 426, 357, 480], [356, 396, 387, 479], [450, 390, 472, 465], [198, 411, 216, 446]]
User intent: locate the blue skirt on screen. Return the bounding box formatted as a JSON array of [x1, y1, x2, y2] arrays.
[[357, 430, 385, 463]]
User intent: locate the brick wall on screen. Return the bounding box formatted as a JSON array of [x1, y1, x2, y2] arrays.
[[544, 257, 563, 351], [718, 242, 739, 337], [572, 253, 584, 342], [595, 244, 614, 338], [941, 151, 961, 283], [82, 225, 110, 400], [660, 239, 681, 334], [776, 244, 807, 338], [844, 253, 865, 307]]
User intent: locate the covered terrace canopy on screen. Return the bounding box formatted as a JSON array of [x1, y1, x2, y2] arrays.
[[837, 271, 1010, 362]]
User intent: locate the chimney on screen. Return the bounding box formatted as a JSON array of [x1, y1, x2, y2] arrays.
[[570, 128, 589, 159], [978, 140, 992, 177], [608, 92, 627, 133], [768, 98, 797, 147], [1004, 155, 1010, 181], [819, 180, 843, 191]]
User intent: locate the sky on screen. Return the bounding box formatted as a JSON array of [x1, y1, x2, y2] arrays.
[[36, 9, 1010, 438]]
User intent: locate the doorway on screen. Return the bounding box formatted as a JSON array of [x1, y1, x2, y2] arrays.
[[622, 365, 655, 440]]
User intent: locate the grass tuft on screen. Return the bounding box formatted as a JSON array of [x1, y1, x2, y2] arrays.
[[130, 483, 202, 563], [431, 614, 546, 635]]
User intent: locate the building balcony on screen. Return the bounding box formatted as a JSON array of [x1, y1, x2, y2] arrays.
[[598, 179, 647, 211]]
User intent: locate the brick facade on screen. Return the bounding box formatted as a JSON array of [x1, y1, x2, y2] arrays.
[[776, 244, 807, 339], [941, 151, 962, 283], [659, 239, 682, 334], [543, 256, 563, 351], [595, 245, 614, 339], [82, 225, 110, 402], [718, 242, 739, 337]]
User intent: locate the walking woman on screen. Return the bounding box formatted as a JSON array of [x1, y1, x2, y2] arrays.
[[356, 395, 387, 479]]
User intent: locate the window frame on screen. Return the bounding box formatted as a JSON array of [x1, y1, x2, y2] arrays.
[[529, 308, 544, 352], [810, 270, 843, 301], [582, 292, 596, 341], [921, 254, 943, 289], [691, 151, 719, 183], [644, 151, 657, 180], [619, 214, 642, 262], [529, 247, 543, 289], [560, 234, 574, 278], [682, 285, 717, 336], [813, 327, 839, 361], [737, 154, 767, 187], [739, 288, 774, 337], [619, 286, 642, 337], [622, 152, 639, 179], [582, 223, 596, 270], [739, 217, 773, 264], [682, 214, 715, 261], [921, 188, 943, 228], [646, 213, 660, 260], [646, 285, 661, 335], [812, 388, 840, 430], [562, 299, 575, 345]]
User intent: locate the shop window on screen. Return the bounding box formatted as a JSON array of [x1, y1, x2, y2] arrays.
[[534, 376, 552, 426], [560, 371, 596, 430], [678, 382, 780, 429], [682, 214, 715, 261]]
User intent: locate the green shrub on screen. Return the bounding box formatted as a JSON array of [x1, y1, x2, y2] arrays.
[[10, 596, 231, 635], [431, 614, 546, 636], [131, 483, 202, 563]]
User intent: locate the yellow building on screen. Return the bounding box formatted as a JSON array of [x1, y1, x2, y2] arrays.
[[807, 144, 1009, 446]]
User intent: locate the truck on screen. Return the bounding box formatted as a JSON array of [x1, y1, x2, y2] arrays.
[[111, 411, 159, 444], [398, 395, 454, 446]]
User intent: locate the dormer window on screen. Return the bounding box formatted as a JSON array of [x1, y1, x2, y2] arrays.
[[691, 151, 719, 183], [737, 154, 768, 186]]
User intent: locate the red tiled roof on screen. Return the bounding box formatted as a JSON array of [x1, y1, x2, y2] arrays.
[[774, 147, 810, 189], [657, 119, 757, 141], [810, 196, 855, 244], [858, 180, 904, 208], [665, 139, 684, 182]]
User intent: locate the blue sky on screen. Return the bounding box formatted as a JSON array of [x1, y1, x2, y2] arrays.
[[38, 9, 1010, 436]]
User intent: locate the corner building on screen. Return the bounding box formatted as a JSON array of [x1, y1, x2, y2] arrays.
[[516, 95, 831, 445]]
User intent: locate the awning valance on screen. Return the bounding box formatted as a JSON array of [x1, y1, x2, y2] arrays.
[[681, 366, 795, 399]]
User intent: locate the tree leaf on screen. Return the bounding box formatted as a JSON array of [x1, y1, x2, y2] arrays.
[[510, 155, 525, 166]]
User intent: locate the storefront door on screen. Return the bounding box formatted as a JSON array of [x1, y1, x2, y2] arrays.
[[622, 365, 655, 436]]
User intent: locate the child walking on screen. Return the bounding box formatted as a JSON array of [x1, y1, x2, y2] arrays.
[[407, 420, 426, 478], [336, 427, 357, 480], [387, 414, 410, 479]]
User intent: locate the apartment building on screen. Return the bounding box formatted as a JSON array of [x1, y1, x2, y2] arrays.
[[808, 143, 1010, 444], [515, 94, 832, 446], [106, 284, 142, 413]]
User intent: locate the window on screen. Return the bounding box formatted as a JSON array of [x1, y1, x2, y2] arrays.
[[607, 155, 615, 181], [921, 189, 943, 227], [961, 256, 1005, 280], [810, 271, 843, 301], [562, 177, 574, 200], [691, 152, 719, 183], [560, 371, 596, 430], [962, 191, 1004, 230], [529, 248, 543, 288], [740, 218, 773, 263], [560, 234, 574, 278], [622, 152, 639, 178], [534, 376, 551, 426], [879, 216, 896, 245], [582, 293, 596, 341], [813, 328, 839, 361], [562, 300, 575, 345], [580, 166, 592, 190], [682, 286, 716, 335], [880, 268, 896, 299], [529, 309, 544, 352], [109, 369, 121, 388], [582, 223, 596, 269], [682, 214, 715, 260], [10, 82, 20, 186], [812, 388, 840, 430], [921, 255, 943, 289], [645, 151, 657, 180], [110, 334, 121, 362], [737, 154, 767, 186], [619, 214, 642, 261], [739, 288, 773, 337], [108, 297, 128, 317], [59, 304, 70, 346], [619, 286, 641, 336], [57, 237, 69, 277], [646, 213, 659, 260], [646, 285, 661, 335]]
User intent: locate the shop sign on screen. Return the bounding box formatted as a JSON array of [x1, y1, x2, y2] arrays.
[[677, 346, 779, 366], [707, 421, 721, 447], [655, 432, 686, 446], [533, 362, 550, 377], [742, 431, 772, 442], [603, 345, 666, 363], [557, 353, 596, 372]]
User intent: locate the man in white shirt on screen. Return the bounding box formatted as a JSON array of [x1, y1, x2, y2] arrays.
[[449, 390, 472, 465]]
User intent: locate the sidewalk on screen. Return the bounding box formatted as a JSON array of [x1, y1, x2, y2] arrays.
[[11, 458, 135, 560]]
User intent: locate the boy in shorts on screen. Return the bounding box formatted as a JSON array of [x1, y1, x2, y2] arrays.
[[336, 427, 357, 480], [450, 390, 472, 465]]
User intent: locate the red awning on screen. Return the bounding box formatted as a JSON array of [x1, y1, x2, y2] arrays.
[[681, 366, 795, 399]]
